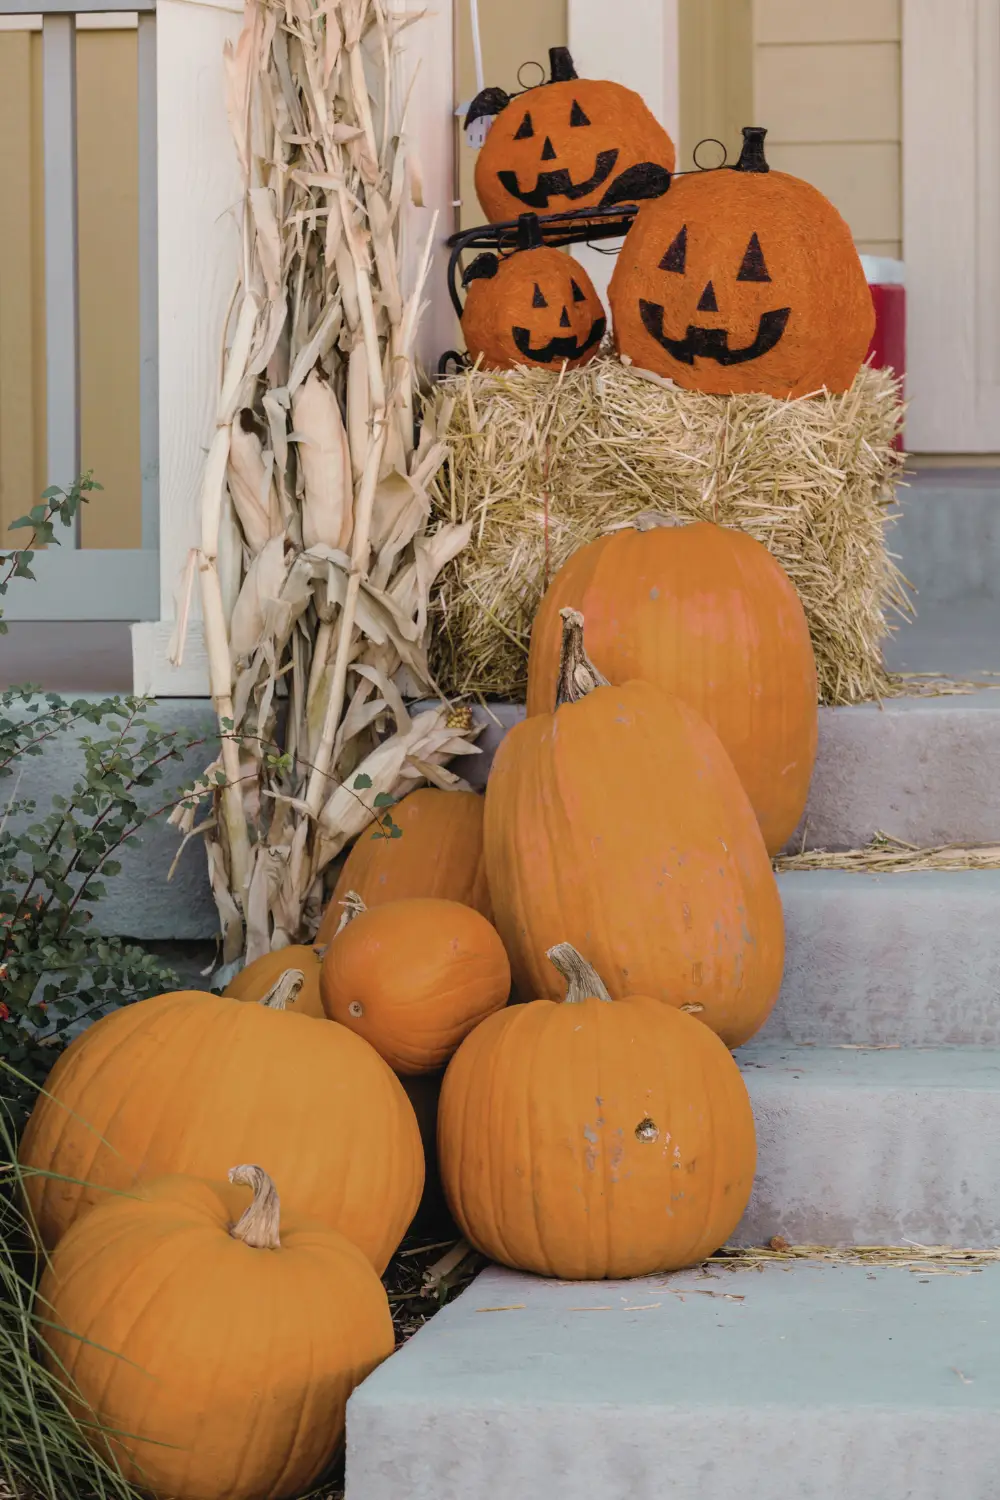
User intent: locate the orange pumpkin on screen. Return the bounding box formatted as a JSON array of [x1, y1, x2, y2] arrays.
[[462, 230, 605, 372], [38, 1165, 394, 1500], [470, 47, 675, 223], [439, 944, 756, 1279], [484, 610, 784, 1047], [320, 895, 511, 1074], [319, 787, 492, 944], [526, 516, 818, 853], [224, 944, 326, 1019], [20, 989, 424, 1269], [609, 126, 875, 397]]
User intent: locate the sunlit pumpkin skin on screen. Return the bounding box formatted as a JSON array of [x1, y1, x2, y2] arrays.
[[20, 990, 424, 1269], [609, 126, 874, 397], [471, 47, 675, 222], [462, 240, 605, 372], [526, 518, 818, 853], [485, 611, 784, 1047], [224, 944, 326, 1018], [321, 896, 511, 1075], [439, 945, 756, 1279], [320, 788, 492, 943], [38, 1166, 394, 1500]]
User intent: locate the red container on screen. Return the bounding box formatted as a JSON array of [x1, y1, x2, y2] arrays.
[[862, 258, 905, 448]]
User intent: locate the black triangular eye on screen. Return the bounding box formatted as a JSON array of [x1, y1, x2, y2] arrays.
[[659, 225, 687, 274], [513, 112, 534, 141], [532, 283, 548, 308], [737, 232, 771, 282], [569, 99, 590, 127], [570, 279, 587, 303]]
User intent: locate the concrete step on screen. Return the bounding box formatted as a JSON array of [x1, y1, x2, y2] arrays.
[[348, 1259, 1000, 1500], [466, 691, 1000, 851], [892, 467, 1000, 607], [736, 1044, 1000, 1248], [770, 870, 1000, 1047]]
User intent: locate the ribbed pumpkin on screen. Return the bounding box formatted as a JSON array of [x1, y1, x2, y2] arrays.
[[224, 944, 326, 1019], [485, 610, 784, 1047], [439, 944, 756, 1279], [526, 516, 818, 853], [321, 895, 510, 1074], [319, 788, 491, 944], [38, 1165, 394, 1500], [19, 990, 423, 1269]]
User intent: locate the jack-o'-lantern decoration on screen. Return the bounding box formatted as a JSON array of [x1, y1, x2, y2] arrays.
[[467, 47, 675, 223], [609, 126, 875, 398], [462, 216, 606, 371]]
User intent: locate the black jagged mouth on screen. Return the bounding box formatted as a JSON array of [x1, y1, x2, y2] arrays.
[[496, 150, 620, 208], [511, 316, 607, 364], [638, 300, 791, 365]]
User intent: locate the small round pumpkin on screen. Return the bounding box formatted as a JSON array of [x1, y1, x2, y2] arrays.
[[609, 126, 875, 397], [320, 787, 492, 943], [38, 1165, 394, 1500], [526, 516, 818, 853], [462, 232, 606, 372], [485, 610, 784, 1047], [320, 895, 511, 1075], [20, 989, 423, 1269], [439, 944, 756, 1279], [224, 944, 326, 1019], [471, 46, 675, 222]]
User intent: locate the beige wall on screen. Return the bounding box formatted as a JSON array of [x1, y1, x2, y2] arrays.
[[678, 0, 754, 172], [752, 0, 902, 258], [0, 25, 141, 548]]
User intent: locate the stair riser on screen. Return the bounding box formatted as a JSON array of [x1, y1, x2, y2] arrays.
[[892, 476, 1000, 605], [770, 872, 1000, 1047], [738, 1061, 1000, 1247]]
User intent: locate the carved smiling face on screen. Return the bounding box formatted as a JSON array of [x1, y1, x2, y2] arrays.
[[461, 244, 606, 372], [609, 128, 875, 398], [470, 48, 675, 223]]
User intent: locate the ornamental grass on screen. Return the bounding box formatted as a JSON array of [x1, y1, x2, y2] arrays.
[[427, 357, 908, 707]]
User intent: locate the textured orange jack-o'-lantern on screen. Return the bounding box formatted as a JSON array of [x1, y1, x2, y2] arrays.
[[609, 127, 875, 399], [461, 219, 606, 372], [468, 47, 675, 223]]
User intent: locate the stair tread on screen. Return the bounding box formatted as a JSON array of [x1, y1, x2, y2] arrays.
[[738, 1043, 1000, 1089]]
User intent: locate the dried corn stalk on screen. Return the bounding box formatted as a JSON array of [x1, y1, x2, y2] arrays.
[[171, 0, 475, 966]]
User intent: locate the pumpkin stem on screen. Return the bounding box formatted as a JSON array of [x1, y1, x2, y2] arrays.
[[734, 126, 770, 174], [516, 214, 544, 252], [548, 46, 578, 83], [547, 943, 614, 1004], [335, 890, 367, 936], [629, 511, 685, 533], [555, 608, 609, 708], [229, 1164, 281, 1250], [259, 970, 305, 1011]]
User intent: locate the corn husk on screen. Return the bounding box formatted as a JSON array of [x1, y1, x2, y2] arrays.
[[293, 369, 354, 552]]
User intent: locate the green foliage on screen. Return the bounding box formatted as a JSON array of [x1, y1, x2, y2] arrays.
[[0, 475, 102, 636], [0, 690, 186, 1131]]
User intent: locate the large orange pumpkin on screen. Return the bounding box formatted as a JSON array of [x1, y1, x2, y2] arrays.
[[19, 990, 423, 1269], [484, 610, 784, 1047], [609, 126, 875, 397], [439, 944, 756, 1279], [462, 229, 605, 372], [319, 787, 491, 942], [526, 516, 818, 853], [224, 944, 326, 1018], [470, 47, 675, 222], [321, 895, 510, 1074], [38, 1165, 394, 1500]]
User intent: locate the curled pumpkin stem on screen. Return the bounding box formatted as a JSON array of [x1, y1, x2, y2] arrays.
[[555, 608, 609, 708], [229, 1164, 281, 1250], [335, 890, 367, 937], [258, 970, 305, 1011], [547, 942, 614, 1004]]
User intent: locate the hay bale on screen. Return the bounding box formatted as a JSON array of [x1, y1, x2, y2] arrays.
[[428, 357, 908, 706]]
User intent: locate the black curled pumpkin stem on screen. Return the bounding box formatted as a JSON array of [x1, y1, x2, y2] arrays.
[[547, 943, 614, 1004], [548, 46, 579, 83], [555, 608, 609, 707], [734, 126, 770, 174], [516, 213, 544, 251]]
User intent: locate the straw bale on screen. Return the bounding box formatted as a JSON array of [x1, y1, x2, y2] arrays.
[[428, 357, 908, 706]]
